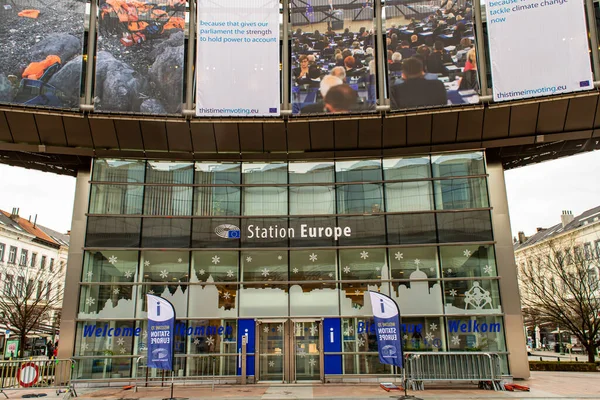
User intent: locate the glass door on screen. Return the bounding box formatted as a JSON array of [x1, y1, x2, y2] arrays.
[[291, 320, 322, 382], [257, 321, 285, 382]]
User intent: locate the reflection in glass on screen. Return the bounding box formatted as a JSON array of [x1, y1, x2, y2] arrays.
[[259, 322, 285, 381], [443, 279, 502, 315], [445, 315, 506, 352], [290, 250, 338, 316], [141, 218, 191, 248], [144, 186, 193, 215], [289, 162, 334, 184], [195, 162, 241, 184], [92, 159, 146, 183], [385, 181, 433, 212], [401, 317, 446, 352], [89, 184, 144, 214], [85, 217, 141, 248], [146, 161, 194, 184], [294, 321, 320, 380], [194, 186, 240, 216], [189, 251, 238, 318], [434, 178, 489, 210], [439, 245, 497, 277], [78, 284, 135, 319], [82, 250, 138, 283], [386, 214, 437, 244], [289, 186, 335, 215], [336, 160, 382, 182], [337, 184, 384, 214], [383, 156, 431, 180], [436, 210, 493, 242], [432, 152, 485, 177]]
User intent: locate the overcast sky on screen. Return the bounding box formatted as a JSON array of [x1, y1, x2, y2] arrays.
[[0, 151, 598, 236]]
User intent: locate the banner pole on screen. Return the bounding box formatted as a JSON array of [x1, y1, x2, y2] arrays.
[[472, 0, 490, 96], [185, 0, 197, 110], [282, 0, 291, 110]]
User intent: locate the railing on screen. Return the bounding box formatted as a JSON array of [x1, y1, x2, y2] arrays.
[[0, 358, 77, 398], [404, 352, 504, 391]]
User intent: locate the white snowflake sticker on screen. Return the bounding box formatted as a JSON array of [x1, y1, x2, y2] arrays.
[[343, 266, 351, 274], [414, 258, 421, 266], [144, 260, 150, 267], [206, 337, 215, 346], [309, 325, 318, 336], [451, 336, 461, 346], [81, 342, 89, 351], [277, 324, 284, 332], [117, 338, 125, 346], [85, 297, 95, 306], [113, 288, 120, 295], [429, 323, 438, 331], [263, 326, 269, 333], [425, 332, 434, 342], [354, 290, 361, 296], [148, 289, 155, 295], [328, 272, 333, 278], [177, 258, 182, 263], [226, 270, 234, 278], [124, 270, 133, 279], [108, 255, 118, 265], [277, 255, 283, 260], [246, 256, 252, 263], [309, 253, 318, 262], [261, 268, 270, 277], [119, 347, 127, 354], [357, 337, 365, 347], [193, 338, 200, 345], [212, 255, 220, 265], [449, 289, 458, 297], [198, 269, 205, 276], [86, 271, 93, 280], [360, 251, 369, 259], [309, 358, 317, 367], [463, 249, 472, 258], [269, 360, 275, 367], [292, 268, 299, 274], [222, 292, 231, 300], [159, 270, 169, 279], [394, 252, 403, 261], [483, 265, 493, 275]]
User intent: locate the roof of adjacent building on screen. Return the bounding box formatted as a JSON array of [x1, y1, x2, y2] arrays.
[[514, 205, 600, 251], [0, 210, 69, 248]]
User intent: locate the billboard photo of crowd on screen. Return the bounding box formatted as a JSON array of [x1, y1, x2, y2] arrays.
[[384, 0, 480, 110], [94, 0, 185, 114], [0, 0, 85, 109], [290, 0, 377, 115]]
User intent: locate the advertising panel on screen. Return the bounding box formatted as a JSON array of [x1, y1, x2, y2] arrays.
[[94, 0, 185, 114], [486, 0, 593, 101], [196, 0, 280, 117], [291, 0, 377, 115], [0, 0, 85, 109], [384, 0, 480, 110], [146, 294, 175, 370], [368, 291, 403, 368]]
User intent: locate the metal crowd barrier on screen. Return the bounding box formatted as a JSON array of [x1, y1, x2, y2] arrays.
[[0, 358, 77, 398], [404, 352, 505, 391]]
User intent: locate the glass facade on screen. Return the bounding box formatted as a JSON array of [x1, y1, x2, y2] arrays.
[[76, 151, 507, 380]]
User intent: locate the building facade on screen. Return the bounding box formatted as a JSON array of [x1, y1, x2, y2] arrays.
[[58, 150, 529, 381]]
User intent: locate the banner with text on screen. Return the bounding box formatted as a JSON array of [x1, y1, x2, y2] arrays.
[[486, 0, 593, 101], [368, 291, 403, 368], [196, 0, 280, 117], [146, 294, 175, 371]]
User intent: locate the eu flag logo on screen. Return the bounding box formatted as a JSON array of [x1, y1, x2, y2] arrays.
[[269, 108, 277, 113], [580, 80, 591, 87]]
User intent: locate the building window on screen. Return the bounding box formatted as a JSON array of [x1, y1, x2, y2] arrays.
[[40, 256, 46, 269], [8, 247, 17, 264], [20, 250, 28, 266], [16, 277, 24, 297], [46, 283, 52, 301], [49, 259, 55, 272], [37, 281, 43, 299], [4, 275, 12, 295], [0, 243, 5, 262], [595, 240, 600, 259], [584, 243, 593, 260], [31, 253, 37, 268]]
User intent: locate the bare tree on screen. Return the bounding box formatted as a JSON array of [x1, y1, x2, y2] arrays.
[[0, 259, 64, 357], [519, 238, 600, 363]]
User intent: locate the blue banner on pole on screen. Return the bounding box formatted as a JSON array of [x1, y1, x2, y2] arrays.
[[368, 291, 403, 368], [146, 294, 175, 371]]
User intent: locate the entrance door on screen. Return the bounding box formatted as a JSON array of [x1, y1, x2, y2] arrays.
[[256, 319, 323, 383]]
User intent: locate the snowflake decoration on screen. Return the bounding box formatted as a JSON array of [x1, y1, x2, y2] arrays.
[[298, 350, 306, 358], [85, 297, 95, 306], [246, 256, 253, 263], [263, 326, 269, 333], [212, 255, 221, 265], [292, 268, 299, 274], [177, 258, 182, 263], [86, 271, 93, 279], [309, 358, 317, 367], [451, 336, 461, 346], [113, 288, 120, 295], [119, 347, 127, 354], [346, 326, 354, 335], [124, 270, 133, 279], [226, 270, 234, 278], [403, 334, 408, 340], [483, 265, 493, 275], [193, 338, 200, 345], [357, 337, 365, 347], [159, 270, 169, 279], [429, 267, 434, 272], [343, 266, 351, 274], [278, 255, 282, 260], [429, 323, 438, 331], [328, 272, 333, 278], [148, 289, 155, 295], [296, 323, 303, 331], [395, 252, 403, 261], [269, 360, 275, 367], [144, 260, 150, 267], [309, 325, 318, 336], [449, 289, 458, 297], [463, 249, 472, 258], [261, 268, 270, 277], [108, 255, 118, 265], [447, 269, 453, 274], [198, 269, 205, 276], [81, 342, 89, 351], [117, 338, 125, 346], [360, 251, 369, 259], [309, 253, 318, 262], [354, 290, 361, 296], [206, 336, 215, 346], [222, 292, 231, 300], [277, 324, 283, 332], [414, 259, 421, 266], [425, 332, 434, 342]]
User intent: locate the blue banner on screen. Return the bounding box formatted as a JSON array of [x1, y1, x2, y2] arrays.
[[146, 294, 175, 371], [368, 291, 403, 368]]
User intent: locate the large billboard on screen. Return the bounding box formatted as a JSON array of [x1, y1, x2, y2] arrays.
[[290, 0, 377, 115], [486, 0, 593, 101], [196, 0, 280, 117], [0, 0, 85, 109], [384, 0, 480, 110], [94, 0, 185, 114]]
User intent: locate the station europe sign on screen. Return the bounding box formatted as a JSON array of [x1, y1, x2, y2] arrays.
[[215, 224, 352, 240]]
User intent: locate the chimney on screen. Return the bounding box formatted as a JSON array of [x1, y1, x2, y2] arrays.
[[518, 231, 527, 244], [561, 210, 574, 228], [33, 214, 37, 229], [10, 207, 19, 219], [536, 227, 544, 232]]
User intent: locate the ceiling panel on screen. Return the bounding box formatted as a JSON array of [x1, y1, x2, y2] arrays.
[[214, 123, 240, 152], [406, 114, 432, 146], [509, 104, 538, 137], [63, 116, 93, 148], [382, 116, 406, 148], [358, 118, 382, 148], [190, 123, 216, 153], [238, 123, 263, 152], [537, 99, 569, 133], [263, 122, 286, 152], [287, 122, 311, 151], [0, 112, 13, 143], [140, 121, 168, 151], [114, 119, 142, 150], [310, 121, 334, 150], [431, 112, 458, 144], [166, 121, 192, 153], [35, 114, 67, 146], [334, 120, 358, 149], [482, 107, 510, 139], [564, 96, 598, 132], [5, 111, 40, 144], [88, 118, 118, 149], [456, 110, 484, 142]]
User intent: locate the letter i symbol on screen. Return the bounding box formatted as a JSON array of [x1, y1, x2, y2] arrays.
[[380, 299, 385, 314], [330, 328, 334, 343], [156, 301, 161, 316]]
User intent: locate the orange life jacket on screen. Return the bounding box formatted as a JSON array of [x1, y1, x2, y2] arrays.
[[22, 55, 61, 80], [18, 9, 40, 18], [161, 16, 184, 33]]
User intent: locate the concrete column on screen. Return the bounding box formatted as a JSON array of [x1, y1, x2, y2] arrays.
[[58, 168, 91, 359], [486, 159, 530, 379]]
